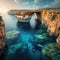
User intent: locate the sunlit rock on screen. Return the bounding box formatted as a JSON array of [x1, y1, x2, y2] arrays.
[[6, 30, 20, 39], [47, 21, 56, 36], [41, 9, 60, 49], [41, 9, 60, 36]]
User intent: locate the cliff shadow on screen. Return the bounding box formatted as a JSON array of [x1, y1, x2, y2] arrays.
[[0, 45, 8, 60], [17, 22, 32, 31]]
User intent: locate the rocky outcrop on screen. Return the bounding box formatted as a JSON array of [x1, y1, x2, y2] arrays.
[[0, 16, 7, 57], [41, 9, 60, 35], [40, 9, 60, 49]]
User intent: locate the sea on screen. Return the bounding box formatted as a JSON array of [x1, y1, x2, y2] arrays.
[[1, 13, 57, 60]]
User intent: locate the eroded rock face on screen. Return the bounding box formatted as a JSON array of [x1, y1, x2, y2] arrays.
[[0, 16, 7, 56], [41, 9, 60, 36], [40, 9, 60, 49]]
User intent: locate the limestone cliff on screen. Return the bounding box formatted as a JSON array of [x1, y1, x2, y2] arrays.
[[41, 9, 60, 36], [40, 9, 60, 49], [0, 16, 7, 57]]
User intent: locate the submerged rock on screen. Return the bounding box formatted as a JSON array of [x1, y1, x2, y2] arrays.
[[42, 43, 60, 60], [8, 43, 22, 54], [6, 30, 20, 39], [34, 31, 49, 44], [34, 34, 47, 40], [8, 43, 28, 54]]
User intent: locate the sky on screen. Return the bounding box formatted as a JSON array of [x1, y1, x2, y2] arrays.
[[0, 0, 60, 13]]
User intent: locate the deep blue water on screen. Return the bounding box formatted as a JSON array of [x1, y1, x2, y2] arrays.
[[1, 13, 41, 60], [1, 13, 56, 60]]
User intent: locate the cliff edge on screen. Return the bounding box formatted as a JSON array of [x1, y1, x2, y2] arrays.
[[40, 9, 60, 49]]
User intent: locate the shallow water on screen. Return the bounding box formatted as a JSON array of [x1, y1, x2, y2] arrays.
[[1, 13, 56, 60]]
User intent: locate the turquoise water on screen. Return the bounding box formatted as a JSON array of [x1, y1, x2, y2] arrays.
[[1, 13, 56, 60]]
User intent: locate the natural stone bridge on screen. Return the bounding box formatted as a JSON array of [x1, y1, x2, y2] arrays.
[[8, 10, 42, 21], [8, 8, 60, 49]]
